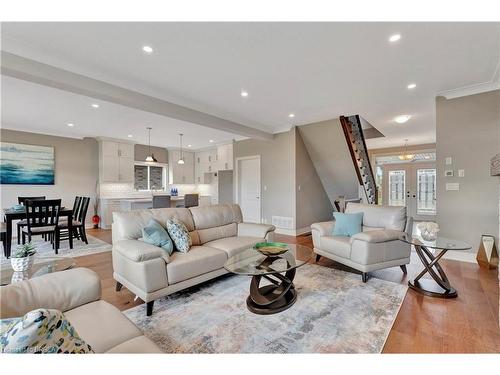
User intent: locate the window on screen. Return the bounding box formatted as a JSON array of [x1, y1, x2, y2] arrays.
[[388, 170, 405, 206], [134, 163, 168, 191], [417, 168, 436, 215]]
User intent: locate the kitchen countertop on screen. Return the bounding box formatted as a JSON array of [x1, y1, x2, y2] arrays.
[[101, 195, 211, 202]]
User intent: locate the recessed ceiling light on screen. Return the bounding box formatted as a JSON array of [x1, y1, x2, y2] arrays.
[[67, 123, 74, 127], [407, 83, 417, 89], [209, 140, 214, 143], [91, 103, 100, 108], [127, 134, 133, 138], [288, 113, 295, 118], [389, 34, 401, 42], [394, 115, 411, 124], [142, 45, 154, 54], [240, 91, 249, 98], [187, 144, 192, 148]]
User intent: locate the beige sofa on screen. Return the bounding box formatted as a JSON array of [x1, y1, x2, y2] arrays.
[[311, 203, 412, 282], [0, 268, 162, 353], [112, 204, 275, 316]]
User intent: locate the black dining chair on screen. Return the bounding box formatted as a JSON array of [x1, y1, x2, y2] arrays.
[[17, 196, 46, 244], [184, 194, 199, 208], [1, 222, 7, 258], [152, 195, 171, 208], [22, 199, 61, 253], [57, 196, 90, 246]]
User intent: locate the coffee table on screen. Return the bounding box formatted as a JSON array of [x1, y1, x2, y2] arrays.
[[399, 233, 471, 298], [1, 256, 76, 286], [224, 244, 312, 315]]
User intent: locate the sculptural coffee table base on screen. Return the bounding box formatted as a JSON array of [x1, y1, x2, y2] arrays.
[[409, 244, 457, 298], [247, 268, 297, 314]]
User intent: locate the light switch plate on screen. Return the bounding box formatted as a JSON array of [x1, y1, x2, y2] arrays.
[[445, 170, 454, 177], [445, 157, 453, 165], [458, 169, 465, 177], [446, 183, 460, 191]]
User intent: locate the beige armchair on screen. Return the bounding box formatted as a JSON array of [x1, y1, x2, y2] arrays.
[[311, 203, 412, 282]]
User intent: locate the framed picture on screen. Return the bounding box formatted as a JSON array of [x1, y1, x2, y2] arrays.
[[0, 142, 55, 185]]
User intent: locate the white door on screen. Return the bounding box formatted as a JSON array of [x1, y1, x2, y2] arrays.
[[237, 156, 261, 223], [383, 163, 436, 221]]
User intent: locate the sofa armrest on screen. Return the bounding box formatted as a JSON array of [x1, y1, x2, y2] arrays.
[[114, 239, 170, 263], [311, 221, 334, 236], [350, 229, 403, 244], [238, 223, 275, 239], [0, 268, 101, 318]]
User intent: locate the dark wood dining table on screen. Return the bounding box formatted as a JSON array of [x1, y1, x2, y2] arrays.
[[3, 207, 73, 258]]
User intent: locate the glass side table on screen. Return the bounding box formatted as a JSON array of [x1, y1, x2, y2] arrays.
[[399, 233, 471, 298]]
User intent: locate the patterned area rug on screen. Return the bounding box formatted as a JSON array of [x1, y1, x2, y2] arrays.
[[1, 234, 111, 262], [124, 264, 407, 353]]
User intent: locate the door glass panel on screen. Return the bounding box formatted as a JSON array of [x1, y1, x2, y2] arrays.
[[388, 170, 405, 206], [417, 168, 436, 215]]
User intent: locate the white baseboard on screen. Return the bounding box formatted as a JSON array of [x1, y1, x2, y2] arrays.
[[443, 250, 477, 263], [275, 227, 311, 237]]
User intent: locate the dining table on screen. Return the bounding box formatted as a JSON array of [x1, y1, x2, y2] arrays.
[[3, 206, 73, 258]]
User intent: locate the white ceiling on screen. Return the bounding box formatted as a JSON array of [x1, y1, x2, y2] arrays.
[[1, 22, 499, 148]]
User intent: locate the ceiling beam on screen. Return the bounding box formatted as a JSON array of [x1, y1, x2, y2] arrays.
[[1, 51, 273, 140]]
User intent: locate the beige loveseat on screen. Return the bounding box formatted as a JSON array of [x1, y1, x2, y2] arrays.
[[112, 204, 275, 316], [311, 203, 412, 282], [0, 268, 162, 353]]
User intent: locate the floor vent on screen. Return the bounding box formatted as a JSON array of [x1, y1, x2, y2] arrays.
[[272, 216, 294, 229]]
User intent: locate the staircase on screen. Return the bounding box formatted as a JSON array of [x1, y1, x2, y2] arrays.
[[340, 115, 378, 204]]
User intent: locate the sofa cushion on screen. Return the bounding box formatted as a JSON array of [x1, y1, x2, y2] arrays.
[[64, 300, 142, 353], [197, 223, 238, 245], [345, 203, 406, 231], [204, 236, 261, 258], [166, 246, 227, 284], [189, 204, 243, 229], [319, 236, 351, 259], [332, 212, 363, 237], [166, 217, 192, 253], [106, 335, 163, 353]]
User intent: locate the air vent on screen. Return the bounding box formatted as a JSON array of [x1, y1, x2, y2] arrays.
[[272, 216, 294, 229]]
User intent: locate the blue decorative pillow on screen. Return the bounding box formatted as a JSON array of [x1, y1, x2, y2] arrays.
[[332, 212, 363, 237], [166, 217, 192, 253], [0, 309, 93, 354], [142, 218, 174, 256]]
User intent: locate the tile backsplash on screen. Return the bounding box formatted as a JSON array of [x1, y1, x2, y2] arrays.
[[99, 182, 215, 199]]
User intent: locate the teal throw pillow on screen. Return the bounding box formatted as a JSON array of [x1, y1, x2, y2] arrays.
[[166, 217, 192, 253], [142, 218, 174, 255], [332, 212, 363, 237]]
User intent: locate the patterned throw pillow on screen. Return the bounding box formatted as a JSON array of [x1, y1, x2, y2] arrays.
[[0, 309, 94, 354], [166, 216, 192, 253]]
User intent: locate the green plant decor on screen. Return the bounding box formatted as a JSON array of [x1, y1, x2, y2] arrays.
[[12, 243, 37, 258]]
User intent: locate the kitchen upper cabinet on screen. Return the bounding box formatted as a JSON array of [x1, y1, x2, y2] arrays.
[[169, 150, 195, 184], [99, 140, 135, 183], [216, 143, 233, 171]]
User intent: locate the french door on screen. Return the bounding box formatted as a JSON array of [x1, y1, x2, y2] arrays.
[[383, 163, 436, 221]]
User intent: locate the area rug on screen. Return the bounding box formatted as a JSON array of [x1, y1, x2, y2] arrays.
[[124, 264, 407, 353], [1, 234, 111, 262]]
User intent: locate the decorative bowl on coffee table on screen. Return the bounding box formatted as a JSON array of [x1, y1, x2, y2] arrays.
[[254, 242, 289, 256]]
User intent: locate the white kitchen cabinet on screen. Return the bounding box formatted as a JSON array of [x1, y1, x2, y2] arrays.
[[216, 143, 233, 171], [98, 199, 122, 229], [169, 150, 195, 184], [99, 140, 135, 183]]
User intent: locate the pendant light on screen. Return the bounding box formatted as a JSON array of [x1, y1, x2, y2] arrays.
[[145, 127, 157, 163], [177, 133, 185, 165], [398, 139, 415, 161]]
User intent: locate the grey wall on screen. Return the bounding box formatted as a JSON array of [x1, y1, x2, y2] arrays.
[[134, 144, 168, 163], [436, 90, 500, 252], [298, 119, 359, 205], [0, 129, 99, 223], [295, 127, 333, 229]]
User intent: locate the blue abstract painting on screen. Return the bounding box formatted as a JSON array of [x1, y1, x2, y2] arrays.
[[0, 142, 55, 185]]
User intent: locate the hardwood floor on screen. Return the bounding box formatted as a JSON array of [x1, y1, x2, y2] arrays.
[[82, 228, 499, 353]]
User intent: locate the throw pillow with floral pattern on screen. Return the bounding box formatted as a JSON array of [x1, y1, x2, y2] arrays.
[[166, 216, 192, 253]]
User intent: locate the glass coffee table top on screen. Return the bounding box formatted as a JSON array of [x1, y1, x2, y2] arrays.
[[1, 256, 76, 286], [224, 243, 312, 276], [399, 233, 471, 251]]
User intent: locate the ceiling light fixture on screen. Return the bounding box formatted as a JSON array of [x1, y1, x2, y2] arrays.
[[67, 123, 74, 127], [142, 45, 154, 54], [394, 115, 411, 124], [178, 134, 185, 165], [127, 134, 133, 138], [145, 127, 157, 163], [91, 103, 100, 108], [407, 83, 417, 89], [240, 91, 249, 97], [398, 139, 415, 161], [187, 144, 192, 148], [289, 113, 295, 118], [389, 34, 401, 42], [209, 139, 214, 143]]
